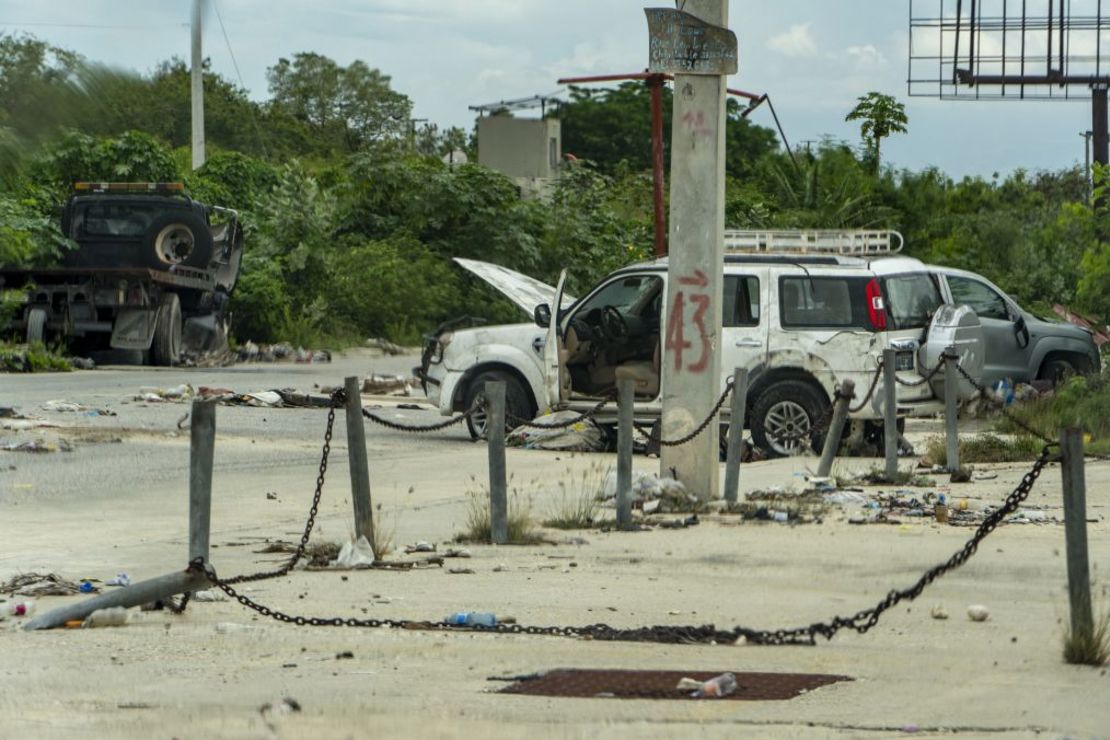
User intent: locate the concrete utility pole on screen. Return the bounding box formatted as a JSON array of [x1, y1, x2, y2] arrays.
[[191, 0, 206, 170], [658, 0, 729, 500]]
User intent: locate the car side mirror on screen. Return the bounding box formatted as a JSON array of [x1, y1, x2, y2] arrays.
[[1013, 314, 1030, 348], [534, 303, 551, 328]]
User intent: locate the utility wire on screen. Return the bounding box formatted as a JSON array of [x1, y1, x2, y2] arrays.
[[211, 0, 269, 159], [0, 22, 187, 30]]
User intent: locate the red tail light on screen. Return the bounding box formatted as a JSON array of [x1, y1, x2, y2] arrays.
[[866, 279, 887, 330]]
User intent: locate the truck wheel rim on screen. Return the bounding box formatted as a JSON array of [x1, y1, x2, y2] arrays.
[[765, 400, 810, 456], [154, 224, 195, 264]]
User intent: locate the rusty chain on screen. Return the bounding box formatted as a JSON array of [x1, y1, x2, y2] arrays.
[[892, 357, 947, 387], [362, 405, 477, 433], [953, 363, 1055, 444], [184, 440, 1057, 646]]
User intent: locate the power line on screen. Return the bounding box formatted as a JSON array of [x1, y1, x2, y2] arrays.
[[211, 0, 269, 159], [0, 22, 187, 30]]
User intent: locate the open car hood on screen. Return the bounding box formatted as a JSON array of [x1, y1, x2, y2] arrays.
[[453, 258, 576, 316]]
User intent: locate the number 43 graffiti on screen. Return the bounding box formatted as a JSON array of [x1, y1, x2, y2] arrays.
[[665, 270, 711, 374]]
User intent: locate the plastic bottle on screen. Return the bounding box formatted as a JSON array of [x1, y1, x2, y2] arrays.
[[445, 612, 497, 627], [0, 599, 35, 619], [82, 607, 129, 628], [693, 672, 738, 698]]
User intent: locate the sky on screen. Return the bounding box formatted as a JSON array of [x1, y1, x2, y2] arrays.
[[0, 0, 1099, 179]]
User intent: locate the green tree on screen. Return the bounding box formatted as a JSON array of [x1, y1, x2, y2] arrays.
[[267, 53, 412, 154], [559, 82, 777, 179], [845, 92, 908, 172]]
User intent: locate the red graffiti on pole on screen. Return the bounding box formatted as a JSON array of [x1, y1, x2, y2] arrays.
[[665, 271, 711, 373]]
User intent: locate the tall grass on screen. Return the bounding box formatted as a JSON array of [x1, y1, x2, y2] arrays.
[[997, 372, 1110, 456]]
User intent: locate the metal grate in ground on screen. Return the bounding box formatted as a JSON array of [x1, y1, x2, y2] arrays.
[[498, 669, 851, 701]]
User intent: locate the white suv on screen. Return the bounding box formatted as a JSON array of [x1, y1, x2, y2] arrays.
[[416, 231, 984, 456]]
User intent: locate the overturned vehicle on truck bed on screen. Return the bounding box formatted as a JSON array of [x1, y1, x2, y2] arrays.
[[1, 182, 243, 365]]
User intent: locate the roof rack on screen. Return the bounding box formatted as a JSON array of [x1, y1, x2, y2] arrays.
[[723, 230, 903, 255]]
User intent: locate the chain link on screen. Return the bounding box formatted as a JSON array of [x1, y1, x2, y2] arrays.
[[216, 388, 343, 587], [185, 442, 1055, 646], [893, 357, 947, 387], [362, 406, 476, 433], [953, 363, 1055, 444]]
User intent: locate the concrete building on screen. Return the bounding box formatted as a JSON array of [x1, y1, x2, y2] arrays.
[[477, 115, 561, 198]]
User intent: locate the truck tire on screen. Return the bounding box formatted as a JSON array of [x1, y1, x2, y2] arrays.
[[144, 212, 213, 270], [751, 380, 828, 458], [25, 307, 47, 344], [151, 293, 183, 366], [463, 371, 533, 440]]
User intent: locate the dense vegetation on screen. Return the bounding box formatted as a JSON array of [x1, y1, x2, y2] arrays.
[[2, 32, 1109, 347]]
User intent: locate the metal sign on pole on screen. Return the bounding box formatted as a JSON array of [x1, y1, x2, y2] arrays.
[[649, 2, 735, 501]]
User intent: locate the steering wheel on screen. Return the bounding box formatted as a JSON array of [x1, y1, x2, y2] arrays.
[[601, 305, 628, 340]]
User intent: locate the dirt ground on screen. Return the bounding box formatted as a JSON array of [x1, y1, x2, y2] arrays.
[[1, 349, 1108, 739]]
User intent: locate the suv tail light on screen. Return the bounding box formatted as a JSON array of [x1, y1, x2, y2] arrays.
[[865, 279, 887, 330]]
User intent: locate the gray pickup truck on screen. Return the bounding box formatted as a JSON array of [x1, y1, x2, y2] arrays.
[[1, 182, 242, 365]]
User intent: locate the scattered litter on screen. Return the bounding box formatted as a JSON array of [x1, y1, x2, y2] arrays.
[[445, 611, 496, 627], [366, 337, 405, 355], [448, 568, 476, 575], [259, 696, 302, 717], [79, 581, 96, 593], [1009, 509, 1049, 523], [1, 419, 59, 431], [266, 492, 278, 500], [966, 604, 991, 622], [237, 341, 330, 364], [683, 672, 737, 698], [105, 573, 131, 587], [1, 573, 86, 597], [191, 589, 227, 602], [930, 605, 949, 620], [507, 411, 606, 452], [657, 515, 699, 529], [1, 599, 35, 619], [215, 622, 262, 634], [362, 374, 411, 396], [83, 607, 130, 628], [973, 471, 999, 481], [1, 438, 73, 453], [443, 548, 471, 558], [134, 384, 194, 403], [335, 650, 354, 659], [334, 536, 377, 569], [42, 399, 114, 416], [404, 541, 436, 554]]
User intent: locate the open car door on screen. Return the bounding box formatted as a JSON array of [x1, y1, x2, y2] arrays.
[[542, 270, 569, 410]]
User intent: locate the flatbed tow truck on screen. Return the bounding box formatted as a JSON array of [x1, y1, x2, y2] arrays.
[[1, 182, 242, 365]]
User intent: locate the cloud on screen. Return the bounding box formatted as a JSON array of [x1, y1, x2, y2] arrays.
[[843, 44, 887, 69], [766, 24, 817, 57]]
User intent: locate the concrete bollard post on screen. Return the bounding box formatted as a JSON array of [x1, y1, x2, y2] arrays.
[[188, 399, 216, 563], [1060, 428, 1094, 642], [486, 381, 508, 544], [882, 349, 899, 481], [616, 376, 635, 529], [723, 368, 749, 504], [944, 349, 960, 473], [344, 376, 375, 548], [817, 379, 855, 478]]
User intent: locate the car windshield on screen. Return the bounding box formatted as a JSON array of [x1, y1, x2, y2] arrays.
[[883, 273, 943, 330]]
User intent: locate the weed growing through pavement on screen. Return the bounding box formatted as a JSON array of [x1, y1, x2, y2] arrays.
[[543, 461, 609, 529], [924, 433, 1042, 466], [1063, 582, 1110, 667], [842, 466, 934, 487], [456, 474, 543, 544]]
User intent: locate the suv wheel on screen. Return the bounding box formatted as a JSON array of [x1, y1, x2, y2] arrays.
[[464, 371, 533, 440], [751, 380, 828, 458], [1037, 358, 1081, 387]]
